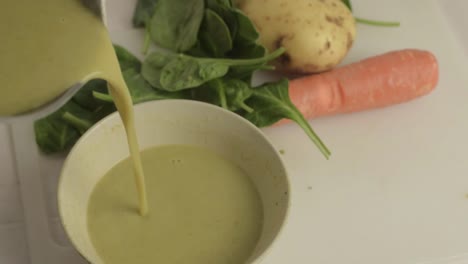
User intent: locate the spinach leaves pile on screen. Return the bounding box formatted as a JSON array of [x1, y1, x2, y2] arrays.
[[34, 0, 330, 159]]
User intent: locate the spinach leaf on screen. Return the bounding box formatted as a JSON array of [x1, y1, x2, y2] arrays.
[[94, 68, 189, 104], [341, 0, 352, 11], [124, 69, 189, 102], [186, 40, 210, 58], [159, 55, 230, 91], [142, 47, 284, 91], [244, 79, 331, 159], [113, 44, 142, 72], [206, 0, 232, 8], [34, 111, 79, 154], [205, 0, 238, 41], [192, 78, 253, 112], [223, 79, 253, 112], [34, 101, 90, 154], [197, 9, 233, 58], [232, 8, 259, 43], [227, 43, 267, 82], [227, 7, 266, 81], [149, 0, 205, 52], [132, 0, 158, 27], [228, 42, 265, 59], [200, 78, 229, 109], [141, 52, 178, 89], [35, 84, 118, 154]]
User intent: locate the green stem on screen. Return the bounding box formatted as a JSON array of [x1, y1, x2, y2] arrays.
[[293, 112, 331, 159], [62, 112, 92, 132], [218, 86, 228, 109], [253, 88, 331, 159], [201, 47, 286, 66], [239, 101, 254, 113], [92, 91, 114, 102], [258, 65, 276, 71], [355, 17, 400, 27], [142, 29, 151, 55]]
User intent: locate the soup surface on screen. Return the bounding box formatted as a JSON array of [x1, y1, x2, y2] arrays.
[[88, 145, 263, 264]]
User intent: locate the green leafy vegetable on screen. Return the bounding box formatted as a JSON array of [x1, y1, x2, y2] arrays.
[[35, 46, 161, 153], [206, 0, 232, 8], [226, 43, 267, 82], [34, 102, 81, 154], [132, 0, 158, 27], [36, 2, 332, 160], [192, 78, 253, 113], [226, 8, 266, 82], [201, 78, 229, 109], [197, 9, 233, 58], [142, 47, 285, 91], [231, 8, 259, 43], [132, 0, 159, 54], [123, 69, 189, 103], [34, 99, 110, 153], [223, 79, 253, 112], [245, 79, 331, 159], [148, 0, 205, 52], [228, 42, 265, 59], [158, 55, 230, 91], [205, 0, 238, 41], [94, 68, 189, 104], [225, 8, 263, 62], [113, 44, 141, 72], [141, 52, 178, 89]]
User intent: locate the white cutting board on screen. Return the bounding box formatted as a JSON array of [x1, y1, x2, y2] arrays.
[[1, 0, 468, 263]]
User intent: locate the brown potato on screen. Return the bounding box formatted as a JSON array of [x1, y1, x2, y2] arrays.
[[237, 0, 356, 74]]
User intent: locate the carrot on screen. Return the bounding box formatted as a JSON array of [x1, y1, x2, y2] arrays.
[[283, 49, 439, 122]]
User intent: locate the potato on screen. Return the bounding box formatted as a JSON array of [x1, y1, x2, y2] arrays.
[[237, 0, 356, 74]]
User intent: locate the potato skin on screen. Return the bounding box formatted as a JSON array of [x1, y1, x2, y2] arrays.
[[237, 0, 356, 74]]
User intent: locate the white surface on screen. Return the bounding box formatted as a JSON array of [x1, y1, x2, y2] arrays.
[[1, 0, 468, 263]]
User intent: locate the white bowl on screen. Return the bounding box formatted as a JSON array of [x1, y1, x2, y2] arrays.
[[58, 99, 290, 263]]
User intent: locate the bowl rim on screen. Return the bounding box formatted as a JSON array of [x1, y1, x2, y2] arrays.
[[58, 99, 291, 264]]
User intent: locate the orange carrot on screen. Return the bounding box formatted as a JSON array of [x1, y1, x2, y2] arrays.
[[284, 49, 439, 122]]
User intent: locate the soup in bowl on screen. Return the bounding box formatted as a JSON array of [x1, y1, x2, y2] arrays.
[[58, 100, 290, 264]]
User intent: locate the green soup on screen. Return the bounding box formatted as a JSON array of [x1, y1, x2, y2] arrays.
[[87, 145, 264, 264], [2, 0, 149, 214]]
